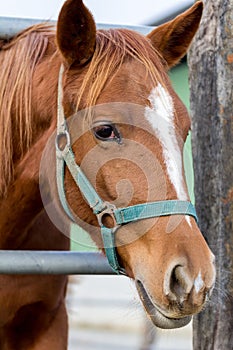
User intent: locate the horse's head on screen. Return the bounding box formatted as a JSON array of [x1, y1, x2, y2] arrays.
[[54, 0, 216, 329]]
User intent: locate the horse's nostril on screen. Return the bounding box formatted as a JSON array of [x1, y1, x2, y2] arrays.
[[164, 264, 193, 303], [170, 266, 186, 298]]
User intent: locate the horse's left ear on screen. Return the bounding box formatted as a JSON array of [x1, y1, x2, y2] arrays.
[[147, 1, 203, 68], [56, 0, 96, 67]]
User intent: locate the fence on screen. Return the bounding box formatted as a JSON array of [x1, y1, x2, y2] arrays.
[[0, 16, 154, 276], [0, 16, 154, 39]]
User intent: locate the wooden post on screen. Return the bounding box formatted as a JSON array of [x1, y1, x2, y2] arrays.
[[188, 0, 233, 349]]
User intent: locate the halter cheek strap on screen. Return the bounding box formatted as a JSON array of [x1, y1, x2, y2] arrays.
[[56, 65, 198, 275]]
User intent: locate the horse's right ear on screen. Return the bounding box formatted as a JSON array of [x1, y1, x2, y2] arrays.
[[56, 0, 96, 67]]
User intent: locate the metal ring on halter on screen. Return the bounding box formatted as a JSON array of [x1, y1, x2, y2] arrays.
[[96, 202, 120, 231], [55, 130, 71, 158]]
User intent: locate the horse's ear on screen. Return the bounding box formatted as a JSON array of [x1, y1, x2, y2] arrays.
[[56, 0, 96, 67], [147, 1, 203, 68]]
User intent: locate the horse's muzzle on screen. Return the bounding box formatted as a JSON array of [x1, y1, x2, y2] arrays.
[[136, 279, 192, 329]]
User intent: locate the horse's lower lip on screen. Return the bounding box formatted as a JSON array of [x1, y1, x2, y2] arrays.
[[136, 280, 192, 329]]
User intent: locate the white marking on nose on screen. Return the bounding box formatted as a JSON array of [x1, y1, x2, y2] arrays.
[[145, 84, 191, 226], [194, 271, 204, 293]]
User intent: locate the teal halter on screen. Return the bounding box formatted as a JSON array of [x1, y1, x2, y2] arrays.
[[56, 66, 197, 275]]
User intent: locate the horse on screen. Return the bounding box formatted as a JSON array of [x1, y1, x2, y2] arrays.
[[0, 0, 216, 348]]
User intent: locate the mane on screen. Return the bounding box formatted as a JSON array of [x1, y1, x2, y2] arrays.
[[75, 29, 168, 119], [0, 24, 54, 197], [0, 26, 167, 197]]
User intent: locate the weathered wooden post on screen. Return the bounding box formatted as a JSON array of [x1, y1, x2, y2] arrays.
[[188, 0, 233, 349]]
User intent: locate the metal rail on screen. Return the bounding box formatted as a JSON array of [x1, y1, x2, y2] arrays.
[[0, 251, 115, 275], [0, 16, 155, 39]]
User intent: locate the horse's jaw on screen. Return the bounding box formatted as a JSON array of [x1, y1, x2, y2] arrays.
[[136, 280, 192, 329]]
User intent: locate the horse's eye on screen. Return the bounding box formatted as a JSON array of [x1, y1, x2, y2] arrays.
[[93, 124, 121, 143]]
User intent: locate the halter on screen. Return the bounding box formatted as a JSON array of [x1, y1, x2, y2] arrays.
[[55, 65, 197, 275]]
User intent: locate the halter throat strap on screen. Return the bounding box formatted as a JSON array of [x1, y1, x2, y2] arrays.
[[55, 65, 198, 275]]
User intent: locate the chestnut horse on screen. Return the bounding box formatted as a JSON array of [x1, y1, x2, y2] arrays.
[[0, 0, 215, 349]]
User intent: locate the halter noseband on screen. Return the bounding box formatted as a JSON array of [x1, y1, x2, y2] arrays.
[[55, 66, 197, 275]]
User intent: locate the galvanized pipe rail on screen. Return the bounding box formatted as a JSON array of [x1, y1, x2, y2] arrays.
[[0, 16, 154, 39], [0, 251, 114, 275]]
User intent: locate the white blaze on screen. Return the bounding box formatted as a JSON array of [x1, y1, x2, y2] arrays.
[[145, 84, 191, 226]]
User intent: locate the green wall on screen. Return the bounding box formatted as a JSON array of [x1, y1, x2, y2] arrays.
[[169, 62, 195, 204], [169, 62, 190, 109]]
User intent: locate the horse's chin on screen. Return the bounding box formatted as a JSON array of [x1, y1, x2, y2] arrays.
[[136, 280, 192, 329]]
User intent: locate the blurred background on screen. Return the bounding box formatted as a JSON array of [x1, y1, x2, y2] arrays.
[[0, 1, 195, 349], [0, 0, 193, 25]]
